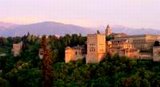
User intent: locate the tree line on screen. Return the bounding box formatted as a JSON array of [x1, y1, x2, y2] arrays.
[[0, 33, 159, 87]]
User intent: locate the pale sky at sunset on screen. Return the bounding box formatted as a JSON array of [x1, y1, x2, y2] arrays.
[[0, 0, 160, 28]]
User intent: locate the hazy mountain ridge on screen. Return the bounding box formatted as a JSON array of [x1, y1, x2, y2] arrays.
[[111, 25, 160, 35], [0, 22, 18, 29], [0, 21, 95, 36], [0, 21, 160, 36]]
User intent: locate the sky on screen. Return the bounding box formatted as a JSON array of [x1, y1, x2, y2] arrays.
[[0, 0, 160, 28]]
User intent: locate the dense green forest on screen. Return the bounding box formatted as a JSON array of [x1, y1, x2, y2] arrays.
[[0, 34, 160, 87]]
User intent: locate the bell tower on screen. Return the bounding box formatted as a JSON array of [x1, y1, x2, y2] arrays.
[[105, 25, 112, 36]]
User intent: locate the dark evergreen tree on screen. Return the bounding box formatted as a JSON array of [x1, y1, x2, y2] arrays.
[[41, 36, 53, 87], [154, 41, 160, 46]]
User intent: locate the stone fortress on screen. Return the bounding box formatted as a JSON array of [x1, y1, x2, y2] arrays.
[[65, 25, 160, 63]]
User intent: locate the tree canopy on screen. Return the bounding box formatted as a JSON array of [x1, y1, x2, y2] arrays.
[[0, 34, 159, 87]]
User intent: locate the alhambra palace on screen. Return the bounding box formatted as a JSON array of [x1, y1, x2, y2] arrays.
[[65, 25, 160, 63]]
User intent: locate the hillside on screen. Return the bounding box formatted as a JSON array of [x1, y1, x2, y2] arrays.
[[0, 21, 160, 36], [0, 21, 94, 36]]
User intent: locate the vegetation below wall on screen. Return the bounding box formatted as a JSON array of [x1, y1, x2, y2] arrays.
[[53, 56, 160, 87], [0, 34, 160, 87]]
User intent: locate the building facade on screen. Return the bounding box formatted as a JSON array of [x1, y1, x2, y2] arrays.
[[153, 46, 160, 62], [107, 39, 139, 58], [86, 34, 106, 63], [65, 46, 85, 63], [12, 42, 23, 57], [115, 34, 160, 51]]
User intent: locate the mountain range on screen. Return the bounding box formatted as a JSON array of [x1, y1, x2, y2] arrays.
[[0, 21, 160, 37]]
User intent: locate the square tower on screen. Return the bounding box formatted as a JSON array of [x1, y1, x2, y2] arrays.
[[86, 34, 106, 63], [105, 25, 112, 36]]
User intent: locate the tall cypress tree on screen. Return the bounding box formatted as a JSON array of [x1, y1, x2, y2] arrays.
[[41, 36, 53, 87]]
